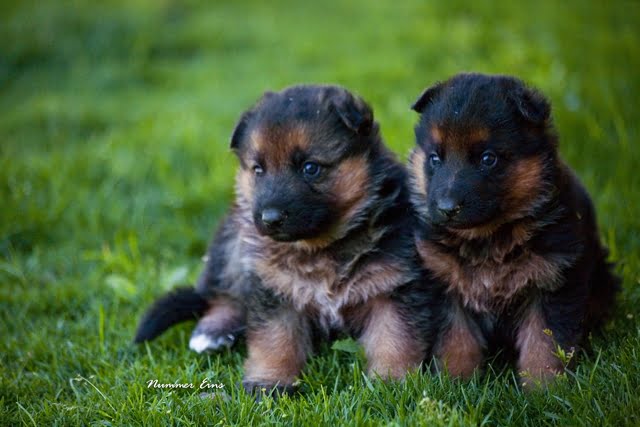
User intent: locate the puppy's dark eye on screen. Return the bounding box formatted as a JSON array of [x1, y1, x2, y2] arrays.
[[252, 165, 264, 175], [480, 151, 497, 168], [302, 161, 321, 178], [428, 153, 442, 168]]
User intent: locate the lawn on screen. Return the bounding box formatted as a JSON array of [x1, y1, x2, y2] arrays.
[[1, 0, 639, 425]]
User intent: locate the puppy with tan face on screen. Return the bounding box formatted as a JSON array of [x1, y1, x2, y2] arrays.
[[408, 73, 619, 388], [135, 85, 442, 396]]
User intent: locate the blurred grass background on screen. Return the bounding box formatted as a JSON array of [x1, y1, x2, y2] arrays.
[[1, 0, 639, 425]]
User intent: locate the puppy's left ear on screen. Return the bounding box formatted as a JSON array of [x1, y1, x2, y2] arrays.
[[331, 91, 374, 136], [508, 84, 551, 126]]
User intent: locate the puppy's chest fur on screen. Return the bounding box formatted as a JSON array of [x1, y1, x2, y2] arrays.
[[245, 229, 409, 330], [417, 226, 577, 313]]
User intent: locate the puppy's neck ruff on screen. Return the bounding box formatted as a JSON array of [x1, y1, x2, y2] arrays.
[[238, 148, 416, 330], [417, 163, 574, 313]]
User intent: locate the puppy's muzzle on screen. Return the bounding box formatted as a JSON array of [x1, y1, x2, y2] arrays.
[[260, 208, 288, 230], [436, 196, 462, 220]]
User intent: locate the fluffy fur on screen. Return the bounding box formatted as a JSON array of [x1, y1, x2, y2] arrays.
[[408, 73, 620, 388], [135, 85, 443, 396]]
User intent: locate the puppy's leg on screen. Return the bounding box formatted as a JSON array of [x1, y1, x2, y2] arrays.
[[189, 296, 246, 353], [434, 304, 484, 379], [358, 296, 425, 380], [242, 306, 311, 396], [516, 302, 565, 389], [189, 210, 251, 353], [518, 269, 593, 389]]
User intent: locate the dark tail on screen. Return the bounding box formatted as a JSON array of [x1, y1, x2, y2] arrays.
[[134, 287, 210, 343]]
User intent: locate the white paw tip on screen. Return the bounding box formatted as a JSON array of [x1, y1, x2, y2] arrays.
[[189, 333, 234, 353], [189, 334, 216, 353]]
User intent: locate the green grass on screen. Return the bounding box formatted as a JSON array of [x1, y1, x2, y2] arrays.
[[1, 0, 639, 425]]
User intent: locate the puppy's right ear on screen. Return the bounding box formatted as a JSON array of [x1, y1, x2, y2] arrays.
[[411, 82, 444, 113], [230, 91, 276, 150], [229, 111, 252, 150]]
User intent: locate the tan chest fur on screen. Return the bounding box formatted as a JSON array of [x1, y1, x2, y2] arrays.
[[243, 232, 409, 330], [417, 238, 572, 313]]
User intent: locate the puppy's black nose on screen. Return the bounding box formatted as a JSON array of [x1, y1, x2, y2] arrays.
[[436, 197, 462, 219], [261, 208, 286, 229]]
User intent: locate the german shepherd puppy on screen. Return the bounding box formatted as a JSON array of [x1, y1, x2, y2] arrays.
[[135, 84, 441, 395], [408, 73, 619, 387]]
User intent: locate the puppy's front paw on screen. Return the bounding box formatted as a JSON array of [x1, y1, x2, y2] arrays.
[[189, 330, 237, 353]]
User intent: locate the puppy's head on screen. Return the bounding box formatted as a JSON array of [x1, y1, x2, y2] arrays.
[[230, 85, 378, 247], [409, 73, 557, 236]]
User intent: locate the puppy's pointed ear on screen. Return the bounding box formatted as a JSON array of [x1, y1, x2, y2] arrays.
[[230, 111, 252, 150], [331, 91, 374, 136], [411, 82, 444, 113], [230, 91, 276, 150], [508, 83, 551, 125]]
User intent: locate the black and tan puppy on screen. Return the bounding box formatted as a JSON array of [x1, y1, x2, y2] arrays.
[[135, 84, 442, 394], [408, 73, 619, 387]]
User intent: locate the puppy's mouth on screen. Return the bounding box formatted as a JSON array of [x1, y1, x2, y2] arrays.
[[254, 225, 295, 241], [266, 232, 297, 242], [430, 215, 493, 231], [429, 214, 505, 240], [254, 223, 305, 242], [428, 214, 463, 228]]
